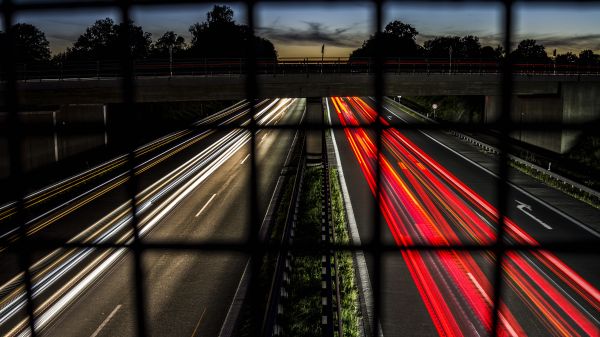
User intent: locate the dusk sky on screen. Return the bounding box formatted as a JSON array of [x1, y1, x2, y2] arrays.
[[8, 2, 600, 58]]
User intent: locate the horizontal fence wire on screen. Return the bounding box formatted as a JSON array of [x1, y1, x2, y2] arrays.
[[1, 1, 599, 336]]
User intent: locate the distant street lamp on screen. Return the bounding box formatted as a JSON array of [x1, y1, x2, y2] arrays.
[[432, 103, 438, 119], [519, 111, 525, 141], [169, 45, 173, 78], [321, 44, 325, 74], [449, 46, 453, 74]]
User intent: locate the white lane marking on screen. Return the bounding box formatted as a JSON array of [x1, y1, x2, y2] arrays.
[[326, 98, 384, 337], [466, 273, 518, 337], [190, 308, 207, 337], [195, 194, 217, 217], [382, 102, 600, 239], [90, 304, 121, 337], [240, 154, 250, 165], [515, 200, 552, 230]]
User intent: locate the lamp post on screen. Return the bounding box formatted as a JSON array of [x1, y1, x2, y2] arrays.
[[432, 103, 438, 119], [449, 46, 453, 74], [321, 44, 325, 74], [519, 112, 525, 141], [169, 45, 173, 78]]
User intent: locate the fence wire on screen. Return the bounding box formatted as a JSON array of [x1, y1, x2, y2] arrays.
[[1, 1, 599, 337]]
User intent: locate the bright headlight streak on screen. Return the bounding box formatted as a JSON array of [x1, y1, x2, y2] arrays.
[[0, 129, 245, 327], [0, 123, 243, 298], [6, 100, 291, 337], [0, 99, 256, 219]]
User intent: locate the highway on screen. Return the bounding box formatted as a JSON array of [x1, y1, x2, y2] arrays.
[[327, 97, 600, 336], [0, 97, 305, 336]]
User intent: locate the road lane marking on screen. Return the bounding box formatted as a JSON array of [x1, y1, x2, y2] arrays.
[[326, 98, 384, 337], [515, 200, 552, 230], [190, 308, 207, 337], [382, 102, 600, 239], [467, 273, 518, 337], [240, 154, 250, 165], [90, 304, 122, 337], [195, 194, 217, 217]]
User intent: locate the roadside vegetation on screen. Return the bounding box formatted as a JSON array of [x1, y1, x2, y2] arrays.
[[281, 166, 323, 337], [393, 98, 600, 208], [330, 168, 362, 337]]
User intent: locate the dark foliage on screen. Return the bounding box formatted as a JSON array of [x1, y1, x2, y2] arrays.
[[578, 49, 600, 66], [187, 5, 277, 59], [150, 31, 186, 58], [511, 39, 551, 64], [350, 21, 422, 58], [61, 18, 152, 61], [0, 23, 51, 63]]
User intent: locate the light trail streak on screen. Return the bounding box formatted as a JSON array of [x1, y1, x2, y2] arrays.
[[0, 99, 297, 336], [0, 100, 257, 223], [330, 96, 599, 337]]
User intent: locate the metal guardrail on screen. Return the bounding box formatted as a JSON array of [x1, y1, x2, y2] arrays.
[[448, 130, 600, 201], [384, 97, 600, 201], [3, 57, 600, 82], [321, 128, 343, 337], [262, 131, 306, 337]]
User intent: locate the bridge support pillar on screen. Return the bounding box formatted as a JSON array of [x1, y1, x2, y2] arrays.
[[306, 97, 324, 164], [0, 104, 107, 178], [484, 82, 600, 154]]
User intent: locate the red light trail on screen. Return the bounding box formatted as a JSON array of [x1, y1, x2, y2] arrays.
[[330, 96, 599, 337]]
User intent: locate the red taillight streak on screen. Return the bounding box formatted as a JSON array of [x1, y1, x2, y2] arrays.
[[387, 126, 600, 312], [333, 97, 532, 336]]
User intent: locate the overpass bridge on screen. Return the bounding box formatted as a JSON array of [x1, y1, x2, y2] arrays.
[[3, 73, 600, 105], [2, 58, 599, 154]]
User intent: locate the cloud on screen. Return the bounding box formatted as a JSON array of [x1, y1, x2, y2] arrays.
[[257, 21, 367, 48], [524, 34, 600, 52]]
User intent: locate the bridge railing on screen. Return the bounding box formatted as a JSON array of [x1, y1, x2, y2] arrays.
[[3, 57, 600, 82]]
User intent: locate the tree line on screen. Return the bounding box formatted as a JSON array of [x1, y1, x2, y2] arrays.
[[0, 5, 276, 65], [351, 21, 600, 66], [1, 7, 599, 67]]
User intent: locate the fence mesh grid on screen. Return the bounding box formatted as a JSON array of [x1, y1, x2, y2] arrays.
[[1, 1, 598, 337]]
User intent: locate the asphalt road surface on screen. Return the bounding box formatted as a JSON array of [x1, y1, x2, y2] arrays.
[[0, 98, 305, 337], [327, 97, 599, 337]]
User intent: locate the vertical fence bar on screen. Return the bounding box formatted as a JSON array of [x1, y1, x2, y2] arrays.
[[373, 1, 384, 336], [491, 1, 514, 336], [244, 1, 261, 335], [1, 1, 37, 335], [118, 2, 148, 336]]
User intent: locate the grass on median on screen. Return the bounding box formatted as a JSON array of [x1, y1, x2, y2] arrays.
[[330, 168, 362, 337], [281, 166, 323, 337]]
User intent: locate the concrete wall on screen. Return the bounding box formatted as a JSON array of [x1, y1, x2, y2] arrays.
[[561, 82, 600, 152], [6, 73, 586, 105], [484, 82, 600, 153], [0, 104, 106, 178], [57, 104, 106, 160], [305, 97, 323, 164]]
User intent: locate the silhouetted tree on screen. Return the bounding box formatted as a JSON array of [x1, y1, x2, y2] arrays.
[[423, 35, 484, 59], [350, 20, 422, 58], [511, 39, 550, 64], [187, 5, 277, 59], [480, 45, 504, 60], [151, 31, 186, 58], [65, 18, 152, 61], [556, 52, 578, 65], [578, 49, 600, 66], [0, 23, 51, 63]]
